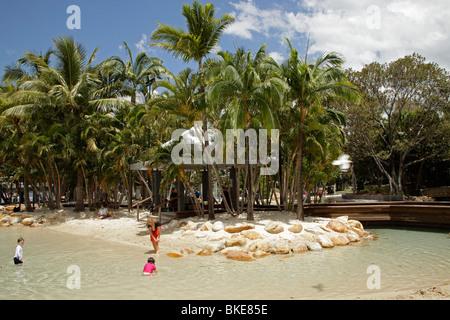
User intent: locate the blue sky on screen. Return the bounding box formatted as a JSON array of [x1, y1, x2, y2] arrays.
[[1, 0, 449, 76]]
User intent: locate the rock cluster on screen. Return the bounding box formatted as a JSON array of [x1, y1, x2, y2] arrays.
[[0, 206, 71, 227], [166, 215, 373, 261]]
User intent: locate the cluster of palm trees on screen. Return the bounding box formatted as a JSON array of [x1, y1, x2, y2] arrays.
[[0, 1, 360, 220]]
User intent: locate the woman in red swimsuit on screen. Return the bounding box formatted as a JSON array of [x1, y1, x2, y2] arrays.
[[148, 219, 162, 253]]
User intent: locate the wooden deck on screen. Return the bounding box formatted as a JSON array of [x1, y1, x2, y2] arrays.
[[305, 201, 450, 229]]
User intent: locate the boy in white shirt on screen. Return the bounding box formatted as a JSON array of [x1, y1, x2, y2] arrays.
[[13, 237, 24, 265]]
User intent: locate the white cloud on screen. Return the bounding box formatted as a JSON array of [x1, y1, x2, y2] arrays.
[[269, 51, 285, 64], [226, 0, 450, 70], [5, 49, 17, 56], [225, 0, 289, 39], [135, 33, 150, 53]]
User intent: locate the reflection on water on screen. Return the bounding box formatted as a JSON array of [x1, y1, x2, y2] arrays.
[[0, 226, 449, 300]]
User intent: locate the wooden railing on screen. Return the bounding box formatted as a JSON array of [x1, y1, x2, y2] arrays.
[[133, 195, 179, 222]]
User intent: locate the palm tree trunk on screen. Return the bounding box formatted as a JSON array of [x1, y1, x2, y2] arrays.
[[23, 176, 33, 212], [75, 167, 85, 212], [202, 115, 215, 220], [128, 170, 133, 212], [53, 161, 61, 209], [245, 118, 254, 221], [296, 128, 304, 220], [239, 166, 248, 214]]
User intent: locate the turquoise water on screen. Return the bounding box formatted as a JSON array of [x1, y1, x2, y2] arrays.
[[0, 226, 449, 300]]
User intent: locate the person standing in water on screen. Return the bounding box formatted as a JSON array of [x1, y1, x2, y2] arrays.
[[147, 218, 161, 254], [13, 237, 24, 265]]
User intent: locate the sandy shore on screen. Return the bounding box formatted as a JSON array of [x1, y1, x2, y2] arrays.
[[2, 205, 449, 300]]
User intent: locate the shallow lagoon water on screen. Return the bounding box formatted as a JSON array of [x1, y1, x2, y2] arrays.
[[0, 226, 449, 300]]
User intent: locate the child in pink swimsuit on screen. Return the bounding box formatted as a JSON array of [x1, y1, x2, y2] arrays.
[[142, 257, 157, 275]]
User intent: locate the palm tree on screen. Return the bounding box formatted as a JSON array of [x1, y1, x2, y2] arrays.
[[146, 68, 206, 214], [282, 38, 361, 220], [102, 41, 166, 105], [301, 106, 346, 202], [208, 45, 287, 220], [1, 53, 54, 211], [150, 0, 234, 220], [148, 68, 203, 126], [99, 42, 167, 210], [5, 36, 130, 212]]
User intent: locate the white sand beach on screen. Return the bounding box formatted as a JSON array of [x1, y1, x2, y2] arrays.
[[1, 205, 449, 300]]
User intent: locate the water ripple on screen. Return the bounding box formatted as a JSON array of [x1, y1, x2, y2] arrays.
[[0, 227, 449, 299]]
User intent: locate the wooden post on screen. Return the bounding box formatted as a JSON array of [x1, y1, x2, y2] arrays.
[[230, 167, 238, 211], [137, 202, 140, 221], [158, 206, 162, 224], [152, 169, 161, 207], [177, 179, 185, 212]]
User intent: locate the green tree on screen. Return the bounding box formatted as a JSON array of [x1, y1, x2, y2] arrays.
[[100, 42, 166, 210], [150, 0, 234, 220], [4, 36, 129, 211], [208, 45, 286, 220], [345, 53, 449, 194], [150, 1, 234, 220], [282, 38, 361, 220]]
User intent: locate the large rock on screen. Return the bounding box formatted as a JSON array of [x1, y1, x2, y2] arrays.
[[300, 232, 316, 243], [224, 224, 255, 233], [183, 221, 199, 231], [306, 242, 322, 251], [167, 219, 179, 229], [21, 217, 35, 226], [220, 247, 248, 255], [348, 220, 365, 237], [348, 219, 363, 230], [346, 230, 361, 242], [197, 249, 213, 256], [176, 221, 188, 228], [329, 234, 350, 246], [326, 220, 348, 233], [288, 224, 303, 233], [212, 221, 224, 232], [336, 216, 349, 223], [9, 216, 22, 225], [0, 216, 11, 227], [206, 232, 226, 242], [297, 232, 322, 250], [205, 242, 225, 252], [225, 235, 247, 247], [241, 230, 263, 240], [280, 233, 296, 242], [194, 231, 207, 238], [252, 251, 270, 258], [199, 221, 213, 231], [292, 243, 308, 253], [316, 235, 334, 248], [264, 221, 284, 234], [270, 239, 290, 254], [304, 227, 326, 235], [248, 240, 271, 253], [226, 250, 255, 262], [320, 226, 333, 233]]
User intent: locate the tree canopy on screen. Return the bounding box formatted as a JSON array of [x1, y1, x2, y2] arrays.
[[1, 2, 448, 218]]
